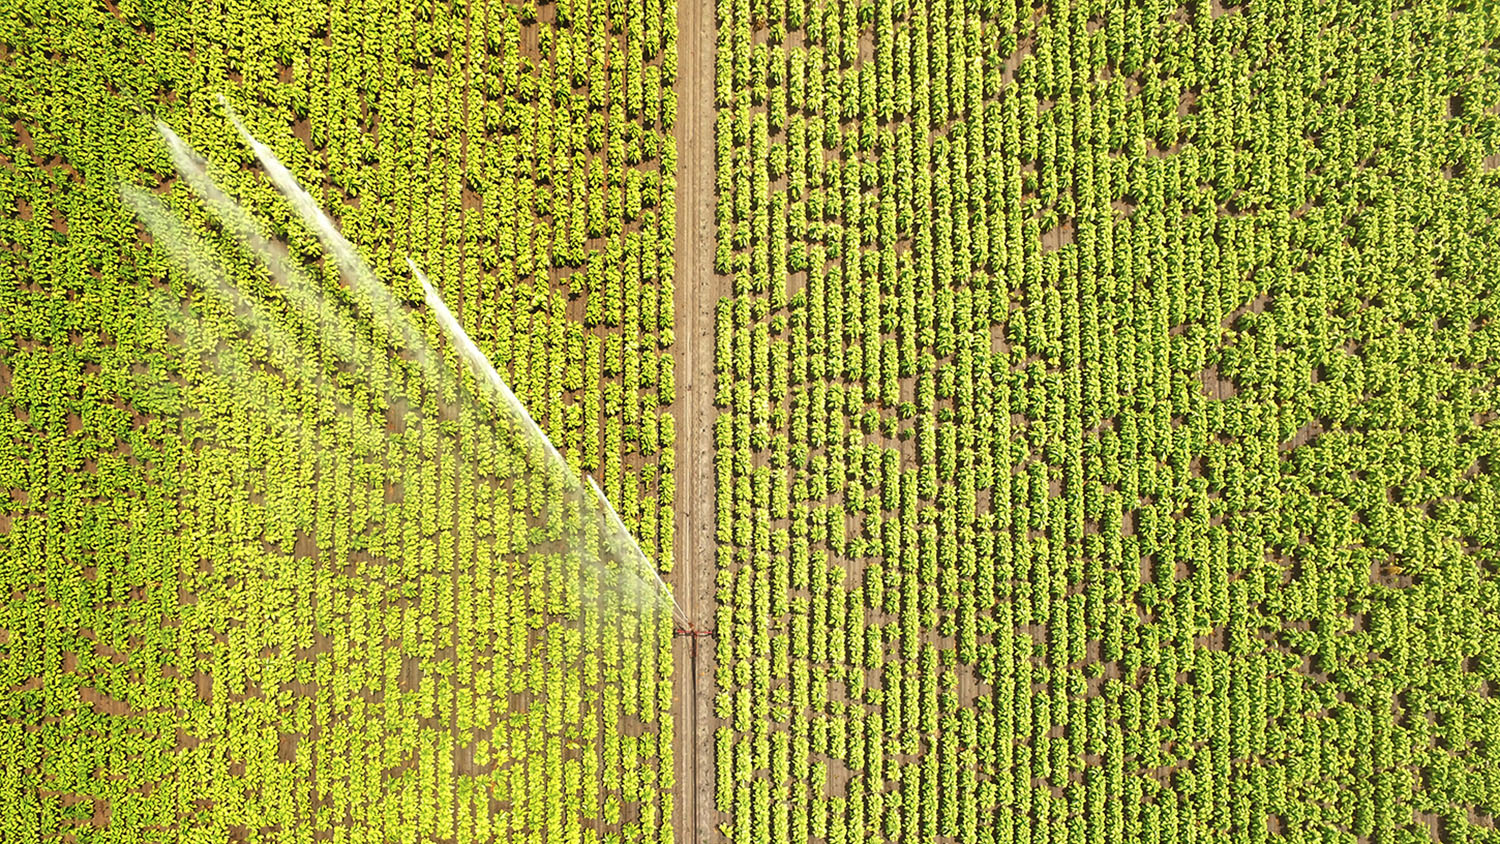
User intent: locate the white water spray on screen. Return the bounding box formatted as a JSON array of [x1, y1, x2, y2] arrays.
[[130, 102, 686, 630], [410, 258, 689, 630], [121, 101, 686, 841]]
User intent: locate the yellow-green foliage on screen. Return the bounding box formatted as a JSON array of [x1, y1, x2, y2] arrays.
[[0, 0, 677, 840], [711, 0, 1500, 841]]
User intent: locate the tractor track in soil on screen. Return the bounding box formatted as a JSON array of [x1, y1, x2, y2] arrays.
[[670, 0, 723, 841]]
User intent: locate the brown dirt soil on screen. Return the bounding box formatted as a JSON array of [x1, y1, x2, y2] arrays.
[[670, 0, 725, 841]]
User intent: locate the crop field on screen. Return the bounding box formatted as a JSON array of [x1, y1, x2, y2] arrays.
[[5, 0, 1500, 842], [2, 0, 679, 840], [705, 0, 1500, 843]]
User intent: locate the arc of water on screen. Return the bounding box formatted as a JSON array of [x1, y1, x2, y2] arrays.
[[126, 123, 446, 503], [586, 475, 691, 631], [120, 183, 379, 462], [120, 183, 307, 376], [150, 122, 398, 409], [123, 103, 683, 839], [209, 96, 688, 630], [139, 101, 690, 627], [216, 94, 454, 405], [412, 259, 690, 630], [407, 259, 571, 479]]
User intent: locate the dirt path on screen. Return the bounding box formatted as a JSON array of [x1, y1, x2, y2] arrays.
[[670, 0, 721, 841]]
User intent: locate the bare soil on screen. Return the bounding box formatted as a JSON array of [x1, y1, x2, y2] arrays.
[[670, 0, 725, 841]]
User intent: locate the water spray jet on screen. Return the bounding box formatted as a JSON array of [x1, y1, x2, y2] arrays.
[[119, 101, 691, 840]]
